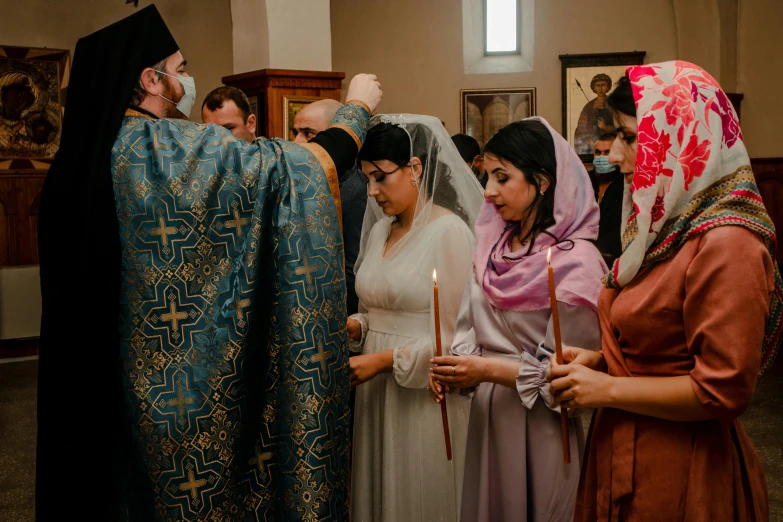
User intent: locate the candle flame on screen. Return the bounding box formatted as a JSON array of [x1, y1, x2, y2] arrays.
[[547, 247, 552, 264], [433, 269, 437, 284]]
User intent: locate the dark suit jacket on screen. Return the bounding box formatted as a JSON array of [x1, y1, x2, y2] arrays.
[[340, 166, 367, 315]]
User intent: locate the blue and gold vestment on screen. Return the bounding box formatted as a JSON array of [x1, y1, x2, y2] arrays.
[[111, 104, 368, 521]]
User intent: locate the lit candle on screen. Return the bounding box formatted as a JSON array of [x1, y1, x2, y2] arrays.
[[547, 247, 571, 464], [433, 269, 453, 461]]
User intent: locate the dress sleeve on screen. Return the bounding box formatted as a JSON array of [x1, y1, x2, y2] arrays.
[[685, 227, 774, 422], [393, 223, 475, 389], [450, 279, 481, 358], [525, 303, 601, 413], [348, 308, 369, 354]]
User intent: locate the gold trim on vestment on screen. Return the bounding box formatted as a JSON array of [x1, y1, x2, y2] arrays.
[[345, 100, 371, 114], [327, 123, 362, 150], [301, 142, 343, 235], [125, 108, 153, 119]]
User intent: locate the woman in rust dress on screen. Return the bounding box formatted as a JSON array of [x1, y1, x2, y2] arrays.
[[548, 61, 781, 521]]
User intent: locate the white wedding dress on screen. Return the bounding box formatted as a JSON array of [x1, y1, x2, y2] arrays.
[[349, 212, 474, 522]]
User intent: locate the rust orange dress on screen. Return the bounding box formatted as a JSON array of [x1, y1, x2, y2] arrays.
[[576, 226, 773, 521]]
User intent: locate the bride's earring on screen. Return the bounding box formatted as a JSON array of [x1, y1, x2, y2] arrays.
[[411, 180, 418, 186]]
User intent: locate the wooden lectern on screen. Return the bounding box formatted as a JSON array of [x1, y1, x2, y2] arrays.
[[222, 69, 345, 140]]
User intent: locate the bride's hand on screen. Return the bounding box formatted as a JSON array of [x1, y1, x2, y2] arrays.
[[350, 353, 382, 388], [347, 318, 361, 342], [427, 371, 448, 403]]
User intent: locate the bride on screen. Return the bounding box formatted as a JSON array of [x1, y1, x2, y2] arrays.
[[347, 115, 484, 522]]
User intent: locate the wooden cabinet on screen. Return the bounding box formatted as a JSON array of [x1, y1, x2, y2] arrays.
[[753, 158, 783, 261], [222, 68, 345, 139], [0, 161, 45, 267]]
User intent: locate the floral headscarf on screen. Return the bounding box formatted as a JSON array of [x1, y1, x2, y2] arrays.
[[606, 60, 782, 373]]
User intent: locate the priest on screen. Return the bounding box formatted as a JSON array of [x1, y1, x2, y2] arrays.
[[36, 5, 381, 521]]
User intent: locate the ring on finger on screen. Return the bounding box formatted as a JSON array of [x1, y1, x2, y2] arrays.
[[451, 366, 457, 376]]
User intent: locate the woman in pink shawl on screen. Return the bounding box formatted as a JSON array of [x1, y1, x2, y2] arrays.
[[548, 62, 778, 521], [429, 118, 607, 522]]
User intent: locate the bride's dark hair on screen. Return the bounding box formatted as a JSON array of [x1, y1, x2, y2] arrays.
[[358, 122, 468, 223]]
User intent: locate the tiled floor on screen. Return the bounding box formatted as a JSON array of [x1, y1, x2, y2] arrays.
[[1, 358, 781, 521]]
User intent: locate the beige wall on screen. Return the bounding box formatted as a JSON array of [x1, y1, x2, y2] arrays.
[[332, 0, 783, 158], [332, 0, 678, 136], [232, 0, 271, 74], [266, 0, 332, 71], [0, 0, 233, 123], [738, 0, 783, 157]]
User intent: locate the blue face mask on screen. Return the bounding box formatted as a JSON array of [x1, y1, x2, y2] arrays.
[[154, 70, 197, 118], [593, 155, 615, 174]]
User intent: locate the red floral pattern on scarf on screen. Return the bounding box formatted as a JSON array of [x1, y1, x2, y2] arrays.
[[660, 77, 696, 128], [634, 115, 673, 189], [678, 129, 711, 190], [607, 61, 782, 375], [614, 62, 749, 275]]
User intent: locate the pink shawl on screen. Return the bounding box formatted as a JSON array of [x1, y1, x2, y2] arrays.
[[474, 117, 607, 313]]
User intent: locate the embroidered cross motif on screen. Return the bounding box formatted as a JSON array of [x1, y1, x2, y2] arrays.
[[225, 208, 250, 236], [310, 338, 332, 372], [168, 384, 194, 420], [179, 470, 206, 500], [161, 300, 188, 331], [295, 256, 318, 285], [248, 445, 273, 472], [229, 296, 251, 321], [151, 215, 177, 247]]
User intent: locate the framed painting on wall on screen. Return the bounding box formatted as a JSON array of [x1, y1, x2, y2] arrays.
[[459, 88, 536, 149], [559, 51, 645, 158], [0, 45, 70, 167], [283, 95, 324, 141]]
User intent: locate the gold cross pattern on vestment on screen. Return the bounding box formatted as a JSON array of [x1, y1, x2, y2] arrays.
[[151, 215, 177, 247], [295, 256, 318, 285]]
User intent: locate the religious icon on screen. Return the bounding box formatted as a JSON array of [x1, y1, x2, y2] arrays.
[[560, 52, 646, 157], [0, 45, 69, 164], [283, 95, 324, 141], [460, 88, 536, 149], [572, 73, 615, 155]]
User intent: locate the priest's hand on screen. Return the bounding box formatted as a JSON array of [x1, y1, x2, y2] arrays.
[[350, 351, 393, 388], [347, 318, 362, 342], [346, 73, 383, 113]]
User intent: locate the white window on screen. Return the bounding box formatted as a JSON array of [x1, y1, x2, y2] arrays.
[[485, 0, 520, 55], [463, 0, 534, 74]]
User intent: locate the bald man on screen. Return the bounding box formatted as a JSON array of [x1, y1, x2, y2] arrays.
[[292, 98, 344, 143], [293, 99, 366, 315]]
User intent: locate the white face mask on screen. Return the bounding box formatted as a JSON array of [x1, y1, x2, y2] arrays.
[[154, 70, 197, 118]]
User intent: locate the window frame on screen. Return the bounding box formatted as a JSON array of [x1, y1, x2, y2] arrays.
[[483, 0, 522, 56]]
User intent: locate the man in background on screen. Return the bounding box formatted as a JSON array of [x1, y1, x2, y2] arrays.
[[201, 85, 257, 141], [292, 98, 343, 143], [451, 133, 486, 187], [590, 132, 624, 266], [294, 99, 367, 315]]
